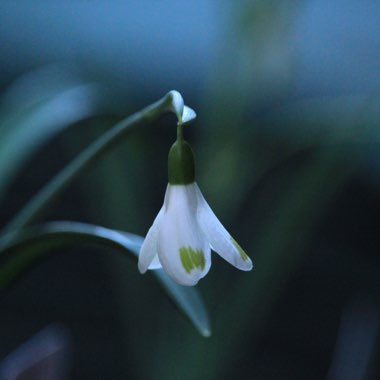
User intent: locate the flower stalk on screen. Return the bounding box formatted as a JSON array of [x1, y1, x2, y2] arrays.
[[2, 91, 188, 240]]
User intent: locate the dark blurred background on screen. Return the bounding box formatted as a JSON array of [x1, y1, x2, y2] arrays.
[[1, 1, 380, 379]]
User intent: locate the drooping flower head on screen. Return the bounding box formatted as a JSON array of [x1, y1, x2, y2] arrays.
[[138, 105, 253, 286]]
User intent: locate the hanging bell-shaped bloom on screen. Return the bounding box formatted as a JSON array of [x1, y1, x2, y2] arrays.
[[138, 120, 253, 286]]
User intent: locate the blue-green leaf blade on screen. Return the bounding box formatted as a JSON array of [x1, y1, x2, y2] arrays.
[[0, 72, 101, 201], [0, 221, 211, 337]]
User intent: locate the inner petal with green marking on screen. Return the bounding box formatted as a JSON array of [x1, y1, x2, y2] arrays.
[[179, 246, 206, 273]]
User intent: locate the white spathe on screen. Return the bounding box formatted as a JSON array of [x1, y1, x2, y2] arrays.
[[138, 183, 253, 286]]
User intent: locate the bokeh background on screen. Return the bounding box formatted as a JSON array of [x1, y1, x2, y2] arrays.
[[1, 1, 380, 379]]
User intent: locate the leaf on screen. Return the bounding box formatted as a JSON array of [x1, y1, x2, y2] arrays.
[[0, 221, 211, 337], [0, 71, 102, 202]]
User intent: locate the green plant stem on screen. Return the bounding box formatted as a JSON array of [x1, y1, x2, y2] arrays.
[[2, 92, 176, 238]]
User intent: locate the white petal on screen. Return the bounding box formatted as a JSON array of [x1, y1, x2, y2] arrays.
[[158, 184, 211, 286], [195, 184, 253, 271], [138, 207, 164, 273]]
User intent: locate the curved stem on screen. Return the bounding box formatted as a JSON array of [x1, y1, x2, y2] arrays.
[[2, 91, 179, 239]]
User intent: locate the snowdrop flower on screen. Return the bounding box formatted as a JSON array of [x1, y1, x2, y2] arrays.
[[138, 109, 253, 286]]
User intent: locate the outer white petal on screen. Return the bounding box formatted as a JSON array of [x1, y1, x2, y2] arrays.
[[195, 184, 253, 271], [138, 207, 164, 273], [157, 184, 211, 286]]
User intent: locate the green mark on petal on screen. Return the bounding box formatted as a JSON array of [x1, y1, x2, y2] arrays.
[[179, 247, 206, 274], [231, 237, 249, 262]]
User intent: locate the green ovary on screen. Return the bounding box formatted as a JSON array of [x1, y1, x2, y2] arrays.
[[179, 247, 206, 273], [231, 237, 249, 261]]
